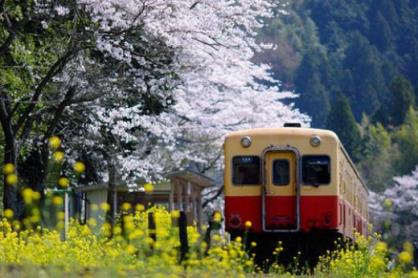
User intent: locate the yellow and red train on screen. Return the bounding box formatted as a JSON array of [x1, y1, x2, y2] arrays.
[[224, 124, 369, 244]]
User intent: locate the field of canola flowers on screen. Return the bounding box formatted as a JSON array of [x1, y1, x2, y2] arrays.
[[0, 204, 417, 277], [0, 136, 417, 277]]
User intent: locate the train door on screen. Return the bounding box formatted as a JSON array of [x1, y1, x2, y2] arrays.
[[262, 150, 299, 232]]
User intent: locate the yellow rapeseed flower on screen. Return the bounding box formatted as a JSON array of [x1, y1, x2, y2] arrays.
[[100, 202, 110, 212], [124, 220, 134, 231], [73, 161, 86, 173], [52, 196, 63, 206], [144, 183, 154, 194], [30, 214, 40, 224], [12, 220, 21, 230], [403, 241, 414, 254], [235, 236, 242, 243], [126, 244, 137, 255], [52, 151, 64, 162], [244, 220, 252, 229], [375, 241, 388, 253], [56, 221, 64, 230], [145, 237, 155, 246], [113, 226, 122, 235], [171, 210, 180, 219], [213, 211, 222, 223], [398, 251, 412, 264], [212, 234, 222, 242], [3, 163, 15, 175], [383, 198, 393, 210], [369, 256, 386, 270], [388, 273, 400, 278], [22, 188, 34, 204], [101, 222, 112, 236], [4, 208, 14, 219], [32, 191, 41, 201], [135, 203, 145, 212], [57, 211, 65, 220], [48, 136, 61, 149], [6, 174, 18, 185], [90, 203, 99, 211], [58, 177, 70, 188], [32, 208, 40, 216], [251, 241, 257, 247], [121, 202, 131, 211], [87, 218, 97, 227]]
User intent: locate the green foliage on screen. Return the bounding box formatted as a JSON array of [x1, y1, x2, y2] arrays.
[[342, 32, 385, 119], [294, 49, 332, 126], [373, 76, 415, 127], [358, 121, 397, 192], [296, 74, 330, 127], [326, 94, 361, 161], [256, 0, 418, 193], [393, 107, 418, 175], [257, 0, 418, 121], [369, 12, 393, 51]]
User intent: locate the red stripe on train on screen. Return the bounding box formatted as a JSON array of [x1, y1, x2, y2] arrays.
[[225, 195, 339, 233]]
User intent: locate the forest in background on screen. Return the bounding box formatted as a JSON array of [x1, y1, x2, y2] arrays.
[[256, 0, 418, 193]]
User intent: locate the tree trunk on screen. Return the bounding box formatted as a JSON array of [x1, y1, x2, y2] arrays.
[[0, 90, 20, 216], [3, 140, 20, 217], [20, 145, 49, 193]]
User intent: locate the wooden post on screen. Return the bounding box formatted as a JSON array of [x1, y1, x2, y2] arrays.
[[113, 190, 118, 219], [186, 181, 191, 211], [64, 190, 69, 240], [179, 211, 189, 262], [148, 212, 157, 243], [196, 195, 202, 233], [169, 179, 175, 211], [204, 218, 214, 255], [176, 180, 183, 210]]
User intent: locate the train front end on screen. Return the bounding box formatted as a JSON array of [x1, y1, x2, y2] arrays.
[[224, 127, 340, 236]]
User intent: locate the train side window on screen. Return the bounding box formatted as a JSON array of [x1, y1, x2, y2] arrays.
[[302, 155, 330, 185], [232, 156, 260, 185], [272, 159, 290, 186]]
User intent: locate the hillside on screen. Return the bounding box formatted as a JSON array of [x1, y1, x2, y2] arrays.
[[257, 0, 418, 191]]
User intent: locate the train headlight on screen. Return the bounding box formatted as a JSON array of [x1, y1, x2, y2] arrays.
[[310, 135, 321, 147], [240, 136, 252, 148], [229, 214, 242, 229]]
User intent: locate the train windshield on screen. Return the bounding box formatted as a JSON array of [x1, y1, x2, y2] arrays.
[[232, 156, 260, 185], [302, 156, 330, 185]]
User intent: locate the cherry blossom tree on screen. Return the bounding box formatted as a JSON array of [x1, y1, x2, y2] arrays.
[[66, 0, 310, 186], [369, 167, 418, 244], [1, 0, 309, 216]]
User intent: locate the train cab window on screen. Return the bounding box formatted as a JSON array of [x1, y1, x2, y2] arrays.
[[232, 156, 260, 185], [302, 156, 330, 185], [272, 159, 290, 186]]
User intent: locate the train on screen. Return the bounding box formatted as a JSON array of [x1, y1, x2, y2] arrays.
[[223, 124, 369, 262]]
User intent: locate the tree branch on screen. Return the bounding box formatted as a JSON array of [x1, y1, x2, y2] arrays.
[[189, 1, 201, 10], [198, 152, 222, 174], [0, 32, 15, 56], [0, 89, 14, 141], [0, 7, 17, 56], [13, 48, 77, 135], [202, 185, 224, 208], [100, 1, 146, 37], [70, 90, 105, 104], [43, 86, 76, 141]]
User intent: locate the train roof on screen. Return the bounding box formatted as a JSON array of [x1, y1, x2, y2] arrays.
[[225, 127, 339, 140]]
